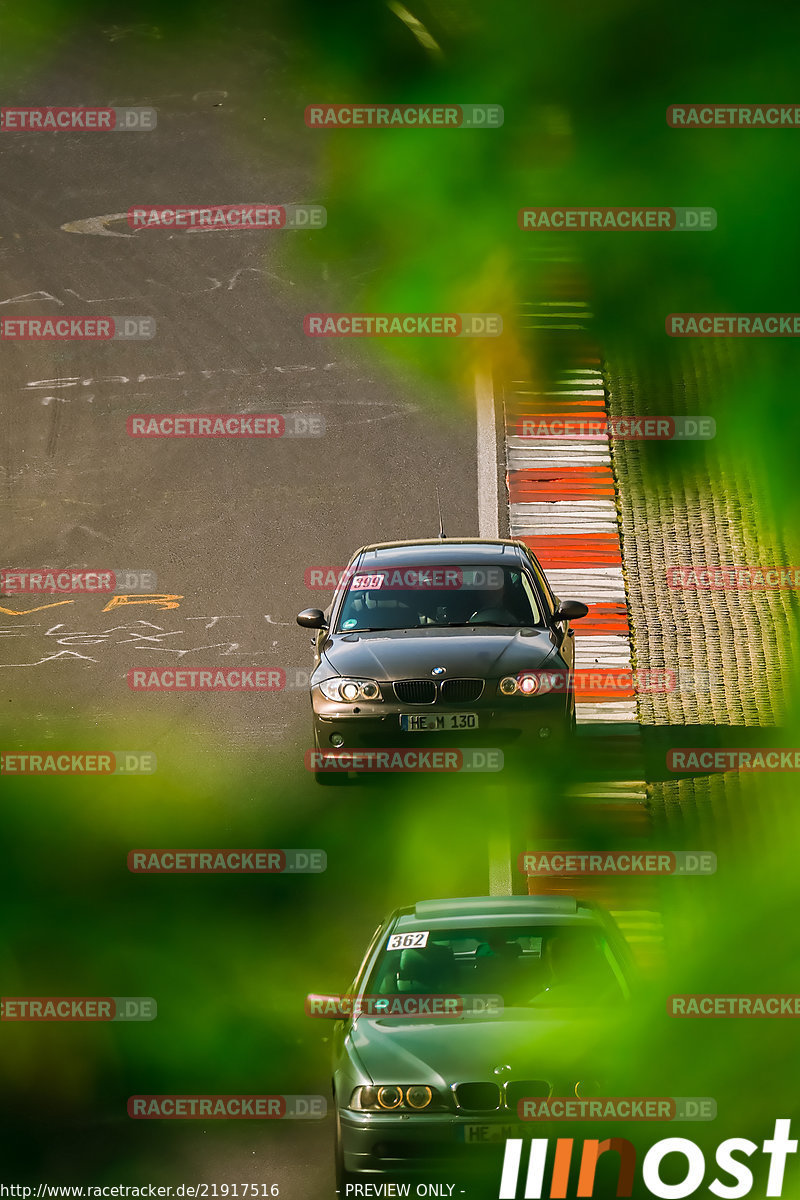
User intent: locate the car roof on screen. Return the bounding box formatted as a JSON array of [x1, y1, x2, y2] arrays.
[[387, 895, 607, 931], [353, 540, 529, 569]]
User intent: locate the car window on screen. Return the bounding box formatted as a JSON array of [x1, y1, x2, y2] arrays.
[[334, 565, 541, 632], [349, 921, 389, 995], [519, 572, 541, 619], [362, 925, 627, 1010], [524, 549, 556, 617]]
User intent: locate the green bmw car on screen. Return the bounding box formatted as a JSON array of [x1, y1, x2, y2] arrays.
[[307, 895, 638, 1186]]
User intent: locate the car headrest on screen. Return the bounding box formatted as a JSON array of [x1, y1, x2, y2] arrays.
[[397, 943, 455, 987]]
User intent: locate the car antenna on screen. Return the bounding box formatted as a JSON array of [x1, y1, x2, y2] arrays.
[[436, 487, 447, 539]]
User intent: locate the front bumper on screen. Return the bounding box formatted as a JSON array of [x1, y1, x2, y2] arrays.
[[339, 1108, 532, 1175], [310, 691, 571, 756]]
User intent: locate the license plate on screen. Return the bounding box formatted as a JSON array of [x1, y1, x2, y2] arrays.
[[399, 713, 478, 732], [461, 1124, 522, 1144]]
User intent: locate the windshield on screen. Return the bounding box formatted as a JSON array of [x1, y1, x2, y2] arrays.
[[335, 565, 541, 633], [363, 924, 628, 1010]]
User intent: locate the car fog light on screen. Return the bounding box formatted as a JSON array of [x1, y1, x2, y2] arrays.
[[330, 733, 345, 747], [377, 1086, 403, 1110], [538, 726, 551, 739], [405, 1085, 432, 1110]]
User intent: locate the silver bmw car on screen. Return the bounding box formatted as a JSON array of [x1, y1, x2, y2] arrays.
[[307, 894, 638, 1186]]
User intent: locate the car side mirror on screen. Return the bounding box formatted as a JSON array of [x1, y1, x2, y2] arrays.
[[552, 599, 588, 623], [297, 608, 328, 630]]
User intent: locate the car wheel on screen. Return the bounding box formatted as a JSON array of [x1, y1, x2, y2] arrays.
[[334, 1103, 358, 1189]]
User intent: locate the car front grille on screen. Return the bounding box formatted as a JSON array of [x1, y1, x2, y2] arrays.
[[454, 1082, 501, 1112], [394, 680, 437, 704], [393, 678, 485, 705], [440, 678, 484, 703], [452, 1080, 553, 1113], [504, 1080, 552, 1109]]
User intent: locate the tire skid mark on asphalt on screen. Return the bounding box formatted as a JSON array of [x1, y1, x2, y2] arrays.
[[60, 204, 316, 238]]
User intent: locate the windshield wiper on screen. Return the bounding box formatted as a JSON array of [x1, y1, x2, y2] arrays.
[[466, 621, 520, 628], [338, 627, 423, 634], [338, 622, 527, 632], [435, 620, 521, 628]]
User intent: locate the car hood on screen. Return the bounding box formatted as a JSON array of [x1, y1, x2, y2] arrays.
[[347, 1008, 624, 1086], [320, 628, 558, 682]]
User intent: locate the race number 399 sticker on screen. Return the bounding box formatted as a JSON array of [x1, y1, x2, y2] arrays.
[[387, 931, 430, 951], [351, 574, 384, 590]]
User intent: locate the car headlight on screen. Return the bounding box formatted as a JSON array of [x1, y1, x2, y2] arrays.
[[351, 1085, 438, 1112], [498, 671, 559, 697], [406, 1085, 433, 1110], [318, 678, 383, 703]]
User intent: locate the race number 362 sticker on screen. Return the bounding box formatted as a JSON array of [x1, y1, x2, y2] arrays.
[[351, 574, 384, 589], [387, 931, 429, 951]]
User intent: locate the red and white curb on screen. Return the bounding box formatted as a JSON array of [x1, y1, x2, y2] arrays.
[[487, 272, 662, 965], [505, 364, 636, 724]]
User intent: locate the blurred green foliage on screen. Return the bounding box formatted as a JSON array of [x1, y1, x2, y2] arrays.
[[2, 0, 800, 1190]]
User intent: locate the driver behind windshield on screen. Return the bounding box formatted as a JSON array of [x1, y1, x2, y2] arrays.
[[337, 567, 536, 632]]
